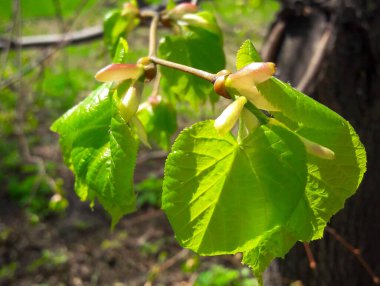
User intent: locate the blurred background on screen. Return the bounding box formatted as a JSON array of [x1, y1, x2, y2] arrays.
[[0, 0, 379, 285]]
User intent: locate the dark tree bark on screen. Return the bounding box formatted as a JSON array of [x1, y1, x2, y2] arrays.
[[261, 0, 380, 285]]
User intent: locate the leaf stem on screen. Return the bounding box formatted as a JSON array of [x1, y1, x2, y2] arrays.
[[149, 56, 217, 83], [243, 101, 270, 125]]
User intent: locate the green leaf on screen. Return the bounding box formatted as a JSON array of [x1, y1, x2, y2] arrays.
[[162, 120, 314, 279], [158, 12, 225, 106], [257, 78, 367, 238], [51, 82, 139, 226], [137, 100, 177, 150], [51, 41, 140, 225], [236, 40, 262, 70], [113, 38, 129, 64], [103, 9, 139, 59]]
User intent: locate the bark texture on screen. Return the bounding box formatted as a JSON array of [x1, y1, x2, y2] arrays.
[[261, 0, 380, 285]]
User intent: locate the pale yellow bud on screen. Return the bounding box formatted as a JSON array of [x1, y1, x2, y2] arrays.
[[299, 136, 335, 160], [214, 96, 247, 136], [119, 86, 140, 123]]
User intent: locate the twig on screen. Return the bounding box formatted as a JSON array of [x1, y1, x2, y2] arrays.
[[159, 249, 189, 272], [139, 10, 160, 57], [0, 25, 103, 50], [149, 56, 217, 83], [137, 150, 167, 165], [0, 0, 91, 90], [303, 243, 317, 269], [145, 249, 190, 286], [123, 209, 164, 228], [151, 72, 161, 98], [326, 226, 380, 284], [148, 13, 159, 57]]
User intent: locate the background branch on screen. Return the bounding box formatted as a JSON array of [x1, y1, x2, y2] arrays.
[[0, 25, 103, 50]]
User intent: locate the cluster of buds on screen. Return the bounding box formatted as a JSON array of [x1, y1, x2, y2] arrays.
[[213, 62, 276, 137], [213, 62, 335, 160], [214, 62, 277, 111]]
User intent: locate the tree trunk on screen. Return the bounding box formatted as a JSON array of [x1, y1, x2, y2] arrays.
[[261, 0, 380, 285]]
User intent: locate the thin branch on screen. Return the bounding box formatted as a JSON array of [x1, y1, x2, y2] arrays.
[[151, 72, 161, 98], [303, 243, 317, 269], [0, 25, 103, 50], [159, 249, 189, 272], [0, 1, 92, 91], [149, 56, 217, 83], [326, 226, 380, 284], [148, 13, 160, 57]]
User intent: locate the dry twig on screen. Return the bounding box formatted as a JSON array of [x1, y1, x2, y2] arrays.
[[326, 226, 380, 284]]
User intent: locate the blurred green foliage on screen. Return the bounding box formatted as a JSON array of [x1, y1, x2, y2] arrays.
[[135, 175, 163, 208], [195, 265, 258, 286]]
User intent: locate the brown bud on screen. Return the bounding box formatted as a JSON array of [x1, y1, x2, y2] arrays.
[[213, 70, 231, 99], [137, 57, 156, 82]]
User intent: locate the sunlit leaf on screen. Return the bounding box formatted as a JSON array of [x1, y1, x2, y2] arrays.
[[158, 11, 225, 106], [162, 121, 312, 280]]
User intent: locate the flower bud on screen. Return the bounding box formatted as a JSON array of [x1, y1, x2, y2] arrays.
[[228, 62, 275, 85], [214, 96, 247, 136], [130, 116, 151, 148], [119, 86, 140, 123], [168, 3, 198, 20], [225, 63, 277, 111], [148, 95, 161, 106], [178, 14, 215, 32], [121, 2, 139, 17], [95, 64, 144, 82], [299, 136, 335, 160]]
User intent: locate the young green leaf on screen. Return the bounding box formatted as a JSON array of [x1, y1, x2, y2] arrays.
[[50, 40, 140, 226], [162, 120, 314, 281], [51, 83, 139, 226], [103, 7, 139, 58], [236, 39, 262, 70], [158, 11, 225, 106], [137, 99, 177, 150]]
